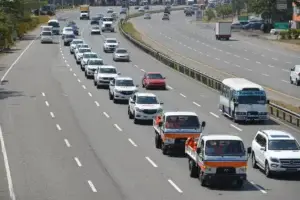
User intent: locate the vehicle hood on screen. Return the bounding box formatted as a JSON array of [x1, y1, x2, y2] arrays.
[[267, 150, 300, 159], [148, 79, 165, 83], [236, 104, 267, 113], [115, 86, 137, 91], [105, 43, 118, 46], [99, 73, 118, 78], [136, 104, 161, 110]]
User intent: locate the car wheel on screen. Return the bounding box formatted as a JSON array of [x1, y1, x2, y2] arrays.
[[133, 117, 139, 124], [94, 80, 97, 86], [109, 91, 113, 100], [251, 153, 258, 168], [290, 76, 293, 84], [265, 161, 272, 177], [113, 98, 118, 104], [297, 79, 300, 86]]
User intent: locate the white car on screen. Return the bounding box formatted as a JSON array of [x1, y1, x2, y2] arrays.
[[290, 65, 300, 86], [113, 48, 130, 62], [103, 38, 119, 53], [69, 39, 84, 54], [40, 31, 53, 43], [138, 7, 145, 12], [62, 27, 74, 39], [109, 77, 138, 103], [101, 21, 114, 32], [84, 58, 104, 78], [90, 26, 101, 34], [93, 65, 120, 88], [128, 93, 163, 124], [75, 48, 91, 64], [73, 43, 89, 57], [80, 52, 99, 70], [107, 8, 114, 13], [251, 130, 300, 177]]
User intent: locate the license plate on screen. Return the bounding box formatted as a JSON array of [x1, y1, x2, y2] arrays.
[[286, 168, 297, 172]]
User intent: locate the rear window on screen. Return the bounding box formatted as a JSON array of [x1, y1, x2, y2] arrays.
[[48, 22, 59, 27], [65, 34, 75, 39], [79, 49, 91, 53], [105, 24, 111, 27], [107, 40, 117, 43], [103, 18, 113, 22], [42, 32, 52, 36]]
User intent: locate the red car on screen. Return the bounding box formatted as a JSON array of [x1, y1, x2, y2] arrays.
[[142, 72, 166, 89]]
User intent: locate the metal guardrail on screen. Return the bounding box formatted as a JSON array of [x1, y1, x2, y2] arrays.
[[118, 10, 300, 129]]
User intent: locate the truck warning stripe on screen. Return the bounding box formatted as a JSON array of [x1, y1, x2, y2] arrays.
[[204, 161, 247, 168], [162, 133, 200, 140]]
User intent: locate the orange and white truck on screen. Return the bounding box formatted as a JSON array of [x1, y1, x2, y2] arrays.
[[80, 5, 90, 20], [185, 135, 251, 188], [153, 111, 206, 155]]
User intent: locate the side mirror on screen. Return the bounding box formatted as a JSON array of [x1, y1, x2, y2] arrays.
[[247, 147, 252, 155], [158, 121, 163, 127], [163, 77, 166, 79], [260, 147, 266, 151], [160, 102, 164, 104], [234, 102, 238, 106], [136, 84, 139, 87], [117, 72, 121, 75], [266, 99, 270, 104], [130, 99, 135, 104], [110, 82, 114, 86], [196, 148, 201, 154], [201, 121, 206, 127], [291, 68, 294, 71]]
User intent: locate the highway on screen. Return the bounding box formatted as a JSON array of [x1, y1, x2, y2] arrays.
[[0, 6, 299, 200], [130, 11, 300, 107]]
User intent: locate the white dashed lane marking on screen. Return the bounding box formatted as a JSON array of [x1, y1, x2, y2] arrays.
[[73, 73, 77, 77], [77, 79, 81, 83], [41, 92, 45, 97], [50, 112, 55, 118], [268, 65, 274, 68], [145, 157, 158, 168], [64, 139, 71, 147], [128, 138, 138, 147], [82, 85, 86, 89], [167, 85, 173, 90], [262, 73, 269, 77], [244, 58, 249, 60], [256, 61, 261, 64], [114, 124, 122, 132], [103, 112, 110, 118], [94, 101, 100, 107], [56, 124, 62, 131], [281, 80, 289, 83], [209, 112, 219, 118], [87, 180, 97, 192], [224, 61, 230, 64], [250, 181, 267, 194], [45, 101, 49, 107], [168, 179, 183, 193], [272, 57, 278, 60], [282, 69, 289, 72], [88, 92, 92, 97], [230, 124, 242, 132], [193, 102, 201, 107], [74, 157, 82, 167]]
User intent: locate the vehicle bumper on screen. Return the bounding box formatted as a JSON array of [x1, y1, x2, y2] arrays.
[[41, 39, 53, 43], [235, 115, 268, 121], [202, 174, 247, 184], [91, 31, 101, 34], [134, 112, 157, 120], [97, 80, 111, 85], [146, 84, 166, 88], [102, 28, 114, 32], [163, 143, 185, 153], [114, 56, 130, 61], [113, 93, 133, 100], [104, 47, 116, 52], [64, 40, 72, 45], [269, 166, 300, 174]]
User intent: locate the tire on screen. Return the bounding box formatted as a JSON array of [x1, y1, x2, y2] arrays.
[[113, 98, 118, 104], [199, 172, 206, 186], [109, 91, 113, 100], [155, 134, 161, 149], [128, 108, 134, 119], [235, 180, 244, 188], [142, 82, 145, 88], [161, 143, 168, 155], [251, 153, 258, 168], [94, 80, 97, 86], [290, 76, 293, 84], [189, 159, 199, 178], [297, 79, 300, 86], [133, 117, 139, 124], [96, 84, 101, 89], [265, 161, 272, 177]]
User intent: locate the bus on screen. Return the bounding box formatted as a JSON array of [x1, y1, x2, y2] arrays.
[[219, 78, 268, 123], [48, 19, 60, 35]]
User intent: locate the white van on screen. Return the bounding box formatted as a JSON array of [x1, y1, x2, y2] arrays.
[[219, 78, 268, 123], [41, 25, 53, 33], [40, 31, 53, 43], [47, 19, 60, 35]]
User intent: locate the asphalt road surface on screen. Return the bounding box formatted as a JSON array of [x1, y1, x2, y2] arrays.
[[130, 11, 300, 107], [0, 6, 299, 200]]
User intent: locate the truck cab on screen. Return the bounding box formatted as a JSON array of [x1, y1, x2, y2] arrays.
[[185, 135, 251, 188], [80, 5, 90, 20], [153, 111, 205, 155]]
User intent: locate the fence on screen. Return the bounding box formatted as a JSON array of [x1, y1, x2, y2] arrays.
[[119, 10, 300, 129]]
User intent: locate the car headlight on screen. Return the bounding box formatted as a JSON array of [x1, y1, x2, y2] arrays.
[[237, 167, 247, 173], [114, 89, 120, 93], [136, 107, 143, 112], [157, 108, 163, 113], [270, 157, 279, 163]]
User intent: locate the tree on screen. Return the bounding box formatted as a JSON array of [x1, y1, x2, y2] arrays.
[[247, 0, 276, 15], [215, 4, 233, 19], [205, 8, 215, 21], [231, 0, 245, 15]]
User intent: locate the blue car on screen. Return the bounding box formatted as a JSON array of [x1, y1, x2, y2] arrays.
[[71, 25, 79, 35]]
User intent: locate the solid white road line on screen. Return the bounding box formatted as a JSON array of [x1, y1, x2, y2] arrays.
[[45, 101, 49, 107], [0, 126, 16, 200], [94, 101, 100, 107], [56, 124, 62, 131], [82, 85, 86, 89], [250, 181, 267, 194], [230, 124, 242, 132], [128, 138, 137, 147], [41, 92, 45, 97], [209, 112, 219, 118], [145, 157, 158, 168], [103, 112, 110, 118], [64, 139, 71, 147], [168, 179, 183, 193], [87, 180, 97, 192], [0, 39, 35, 83], [74, 157, 82, 167], [193, 102, 201, 107], [180, 93, 186, 98], [114, 124, 122, 132], [50, 112, 55, 118], [88, 92, 92, 97]]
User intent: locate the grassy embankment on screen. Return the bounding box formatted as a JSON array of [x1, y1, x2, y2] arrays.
[[121, 20, 300, 114]]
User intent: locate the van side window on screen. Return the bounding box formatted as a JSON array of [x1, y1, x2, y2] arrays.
[[255, 133, 266, 147]]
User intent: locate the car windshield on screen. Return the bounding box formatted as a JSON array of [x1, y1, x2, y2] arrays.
[[48, 22, 59, 27], [237, 95, 266, 104], [79, 49, 91, 53], [103, 18, 113, 21], [268, 140, 300, 150], [77, 44, 88, 48], [100, 68, 117, 73], [72, 40, 83, 44], [165, 115, 200, 129], [84, 54, 97, 58], [107, 40, 117, 43], [136, 96, 158, 104], [65, 28, 73, 32], [148, 73, 163, 79], [116, 49, 127, 53], [42, 32, 52, 36], [205, 140, 245, 156], [89, 60, 103, 65], [116, 80, 134, 86], [65, 34, 75, 38]]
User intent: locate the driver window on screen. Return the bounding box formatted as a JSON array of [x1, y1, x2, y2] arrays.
[[112, 79, 115, 85], [260, 136, 266, 147]]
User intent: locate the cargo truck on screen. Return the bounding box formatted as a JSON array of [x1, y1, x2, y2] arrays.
[[80, 5, 90, 20], [215, 22, 231, 40]]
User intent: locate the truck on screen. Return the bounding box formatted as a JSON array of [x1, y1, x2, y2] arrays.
[[80, 5, 90, 20], [215, 22, 231, 40], [185, 135, 251, 188], [153, 111, 206, 155]]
